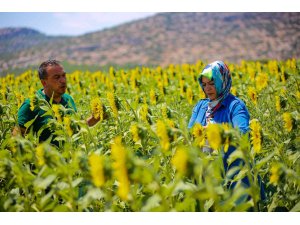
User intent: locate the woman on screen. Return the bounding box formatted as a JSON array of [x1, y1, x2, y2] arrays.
[[188, 60, 249, 132], [189, 60, 250, 170], [188, 60, 265, 203]]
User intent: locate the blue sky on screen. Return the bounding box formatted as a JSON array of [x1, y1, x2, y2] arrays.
[[0, 12, 157, 36], [0, 0, 297, 36]]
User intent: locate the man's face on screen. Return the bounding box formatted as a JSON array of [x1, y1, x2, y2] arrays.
[[42, 64, 67, 96]]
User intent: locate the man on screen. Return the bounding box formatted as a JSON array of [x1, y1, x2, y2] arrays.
[[13, 59, 100, 144]]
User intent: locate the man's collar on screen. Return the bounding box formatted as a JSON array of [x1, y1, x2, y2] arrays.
[[38, 88, 65, 104]]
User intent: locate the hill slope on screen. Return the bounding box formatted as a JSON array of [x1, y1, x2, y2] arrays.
[[0, 12, 299, 72]]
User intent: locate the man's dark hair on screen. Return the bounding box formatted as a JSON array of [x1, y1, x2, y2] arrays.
[[38, 59, 61, 80]]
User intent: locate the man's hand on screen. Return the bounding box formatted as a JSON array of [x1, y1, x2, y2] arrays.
[[86, 116, 100, 127], [87, 105, 109, 127], [12, 126, 26, 136]]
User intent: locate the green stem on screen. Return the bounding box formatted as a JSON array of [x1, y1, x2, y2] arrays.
[[240, 144, 259, 211], [86, 125, 97, 152], [67, 175, 76, 211], [122, 98, 138, 121]]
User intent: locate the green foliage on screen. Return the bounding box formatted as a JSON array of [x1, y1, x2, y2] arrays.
[[0, 59, 299, 211]]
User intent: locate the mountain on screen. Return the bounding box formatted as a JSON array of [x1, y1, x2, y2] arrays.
[[0, 28, 60, 51], [0, 12, 299, 72]]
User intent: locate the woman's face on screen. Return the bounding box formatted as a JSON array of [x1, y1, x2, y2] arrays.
[[201, 76, 217, 100]]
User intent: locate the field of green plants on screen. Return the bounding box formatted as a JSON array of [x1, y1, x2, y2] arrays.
[[0, 59, 299, 212]]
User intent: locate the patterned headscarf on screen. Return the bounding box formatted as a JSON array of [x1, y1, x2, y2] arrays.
[[198, 60, 232, 123]]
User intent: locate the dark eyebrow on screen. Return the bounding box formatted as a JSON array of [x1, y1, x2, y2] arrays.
[[54, 72, 66, 76], [202, 80, 214, 84]]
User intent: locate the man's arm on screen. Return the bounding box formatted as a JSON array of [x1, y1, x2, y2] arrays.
[[15, 99, 34, 136]]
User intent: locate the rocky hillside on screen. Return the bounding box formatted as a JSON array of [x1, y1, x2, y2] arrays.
[[0, 12, 299, 72]]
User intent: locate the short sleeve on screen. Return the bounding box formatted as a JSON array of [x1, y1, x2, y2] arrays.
[[18, 99, 35, 127], [68, 96, 77, 112], [63, 94, 77, 112]]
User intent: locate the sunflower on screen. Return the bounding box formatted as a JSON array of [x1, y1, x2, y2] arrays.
[[107, 92, 118, 118], [282, 112, 293, 132], [130, 124, 140, 143], [111, 136, 130, 200], [89, 153, 105, 187], [247, 87, 258, 105], [186, 86, 193, 105], [275, 96, 281, 112], [63, 116, 73, 137], [206, 123, 222, 151], [139, 104, 149, 123], [255, 73, 268, 91], [270, 164, 280, 185], [231, 86, 237, 96], [90, 97, 103, 121], [52, 104, 62, 122], [171, 147, 188, 175], [156, 120, 170, 152], [36, 144, 45, 166], [192, 123, 205, 147], [221, 123, 230, 153], [250, 119, 262, 154], [296, 91, 300, 100], [150, 89, 157, 105]]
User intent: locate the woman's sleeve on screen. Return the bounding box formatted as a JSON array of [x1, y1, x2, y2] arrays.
[[188, 102, 201, 129], [230, 100, 250, 133]]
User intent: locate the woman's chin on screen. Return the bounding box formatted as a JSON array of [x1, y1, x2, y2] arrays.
[[208, 96, 217, 101]]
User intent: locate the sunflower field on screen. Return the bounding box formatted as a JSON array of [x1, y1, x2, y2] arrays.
[[0, 59, 299, 212]]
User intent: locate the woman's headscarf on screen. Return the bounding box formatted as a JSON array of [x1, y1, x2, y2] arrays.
[[198, 60, 232, 123]]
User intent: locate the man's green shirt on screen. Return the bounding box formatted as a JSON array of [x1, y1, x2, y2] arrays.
[[18, 88, 77, 143]]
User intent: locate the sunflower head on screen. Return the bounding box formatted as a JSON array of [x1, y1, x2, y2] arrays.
[[206, 123, 222, 151]]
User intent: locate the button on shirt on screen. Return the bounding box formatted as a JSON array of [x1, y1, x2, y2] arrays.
[[188, 94, 250, 133]]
